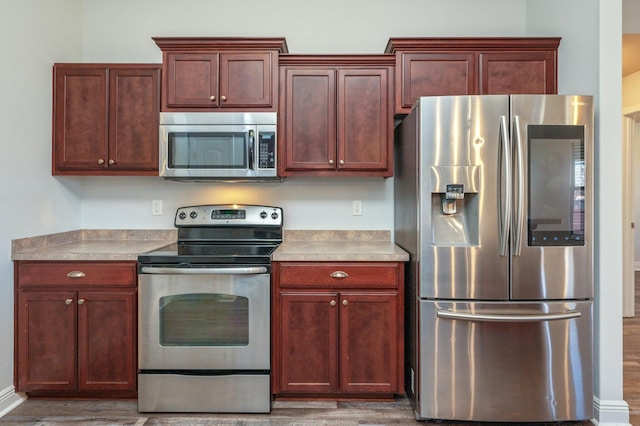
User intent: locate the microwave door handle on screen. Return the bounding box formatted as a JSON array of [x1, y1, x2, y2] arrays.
[[248, 130, 255, 170]]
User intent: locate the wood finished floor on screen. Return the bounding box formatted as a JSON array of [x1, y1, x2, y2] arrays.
[[3, 275, 640, 425], [623, 271, 640, 425]]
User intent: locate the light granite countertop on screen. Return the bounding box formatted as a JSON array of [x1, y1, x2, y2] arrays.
[[11, 229, 176, 261], [11, 229, 408, 262], [273, 230, 409, 262]]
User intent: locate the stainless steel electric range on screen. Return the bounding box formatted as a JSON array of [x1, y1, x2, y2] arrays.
[[137, 204, 282, 413]]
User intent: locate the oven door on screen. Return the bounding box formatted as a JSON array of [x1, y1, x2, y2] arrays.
[[138, 266, 270, 370]]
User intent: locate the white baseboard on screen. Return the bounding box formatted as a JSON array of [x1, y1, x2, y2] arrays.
[[0, 385, 24, 418], [592, 397, 631, 425]]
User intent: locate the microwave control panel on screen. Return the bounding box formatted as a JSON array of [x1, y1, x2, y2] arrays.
[[258, 131, 276, 169]]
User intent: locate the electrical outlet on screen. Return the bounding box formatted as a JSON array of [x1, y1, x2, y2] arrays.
[[352, 200, 363, 216], [152, 200, 163, 216]]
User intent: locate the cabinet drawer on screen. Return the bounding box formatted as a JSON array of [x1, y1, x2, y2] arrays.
[[17, 261, 136, 288], [278, 262, 399, 288]]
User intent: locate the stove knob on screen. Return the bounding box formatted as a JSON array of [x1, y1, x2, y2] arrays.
[[271, 211, 279, 220], [190, 211, 198, 219], [178, 211, 187, 220], [260, 211, 268, 219]]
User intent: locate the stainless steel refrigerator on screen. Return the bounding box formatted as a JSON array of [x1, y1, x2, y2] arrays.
[[394, 95, 593, 422]]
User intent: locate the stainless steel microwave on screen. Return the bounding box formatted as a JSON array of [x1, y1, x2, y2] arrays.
[[159, 112, 279, 181]]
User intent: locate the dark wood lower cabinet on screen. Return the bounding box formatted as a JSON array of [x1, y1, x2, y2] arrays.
[[78, 290, 136, 391], [272, 262, 404, 398], [14, 261, 137, 397], [17, 290, 77, 391]]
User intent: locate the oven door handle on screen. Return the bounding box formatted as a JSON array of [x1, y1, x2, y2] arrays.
[[139, 266, 269, 275]]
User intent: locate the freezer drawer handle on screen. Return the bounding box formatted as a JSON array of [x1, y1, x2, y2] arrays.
[[139, 266, 268, 275], [436, 309, 581, 322]]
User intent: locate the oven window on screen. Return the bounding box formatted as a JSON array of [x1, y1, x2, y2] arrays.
[[168, 132, 247, 169], [159, 293, 249, 346]]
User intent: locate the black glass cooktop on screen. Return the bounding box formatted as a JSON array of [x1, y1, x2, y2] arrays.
[[137, 243, 278, 265]]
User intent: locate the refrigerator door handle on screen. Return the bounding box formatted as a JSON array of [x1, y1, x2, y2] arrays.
[[512, 115, 524, 256], [498, 115, 512, 257], [437, 309, 582, 322]]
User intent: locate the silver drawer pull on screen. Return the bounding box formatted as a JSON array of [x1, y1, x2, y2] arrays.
[[65, 299, 73, 305], [77, 298, 86, 305], [330, 271, 348, 279], [67, 271, 86, 278]]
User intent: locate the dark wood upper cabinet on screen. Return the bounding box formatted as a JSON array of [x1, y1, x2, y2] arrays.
[[52, 64, 160, 175], [397, 52, 477, 109], [385, 38, 560, 114], [153, 37, 288, 111], [479, 50, 556, 94], [278, 55, 395, 177]]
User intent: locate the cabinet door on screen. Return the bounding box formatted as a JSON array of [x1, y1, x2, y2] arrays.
[[219, 52, 273, 108], [53, 66, 109, 171], [278, 292, 339, 393], [339, 292, 399, 394], [397, 52, 477, 113], [164, 53, 219, 108], [280, 68, 337, 173], [479, 51, 557, 94], [77, 290, 136, 392], [16, 291, 77, 391], [337, 68, 392, 173], [108, 67, 160, 171]]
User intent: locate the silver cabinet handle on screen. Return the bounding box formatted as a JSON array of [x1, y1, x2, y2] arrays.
[[97, 159, 105, 165], [437, 309, 581, 322], [108, 159, 115, 165], [330, 300, 337, 306], [65, 299, 73, 305], [328, 159, 334, 165], [77, 298, 86, 305], [342, 300, 348, 306], [67, 271, 86, 278], [221, 95, 227, 101], [209, 95, 216, 101], [330, 271, 348, 279], [339, 160, 345, 165]]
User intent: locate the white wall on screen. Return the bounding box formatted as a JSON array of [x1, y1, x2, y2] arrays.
[[624, 71, 640, 108], [0, 0, 85, 414]]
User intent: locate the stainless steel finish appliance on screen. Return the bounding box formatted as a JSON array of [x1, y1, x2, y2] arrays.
[[394, 95, 593, 422], [159, 112, 279, 181], [137, 204, 283, 413]]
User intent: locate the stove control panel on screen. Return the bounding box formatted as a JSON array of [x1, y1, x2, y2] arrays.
[[175, 204, 282, 226]]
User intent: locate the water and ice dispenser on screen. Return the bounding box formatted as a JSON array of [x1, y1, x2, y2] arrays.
[[430, 165, 480, 246]]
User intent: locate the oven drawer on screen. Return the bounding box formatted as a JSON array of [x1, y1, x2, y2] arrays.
[[138, 373, 270, 413], [277, 262, 400, 288], [17, 261, 136, 288]]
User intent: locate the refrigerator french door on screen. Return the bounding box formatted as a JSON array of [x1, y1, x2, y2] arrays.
[[394, 95, 593, 422]]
